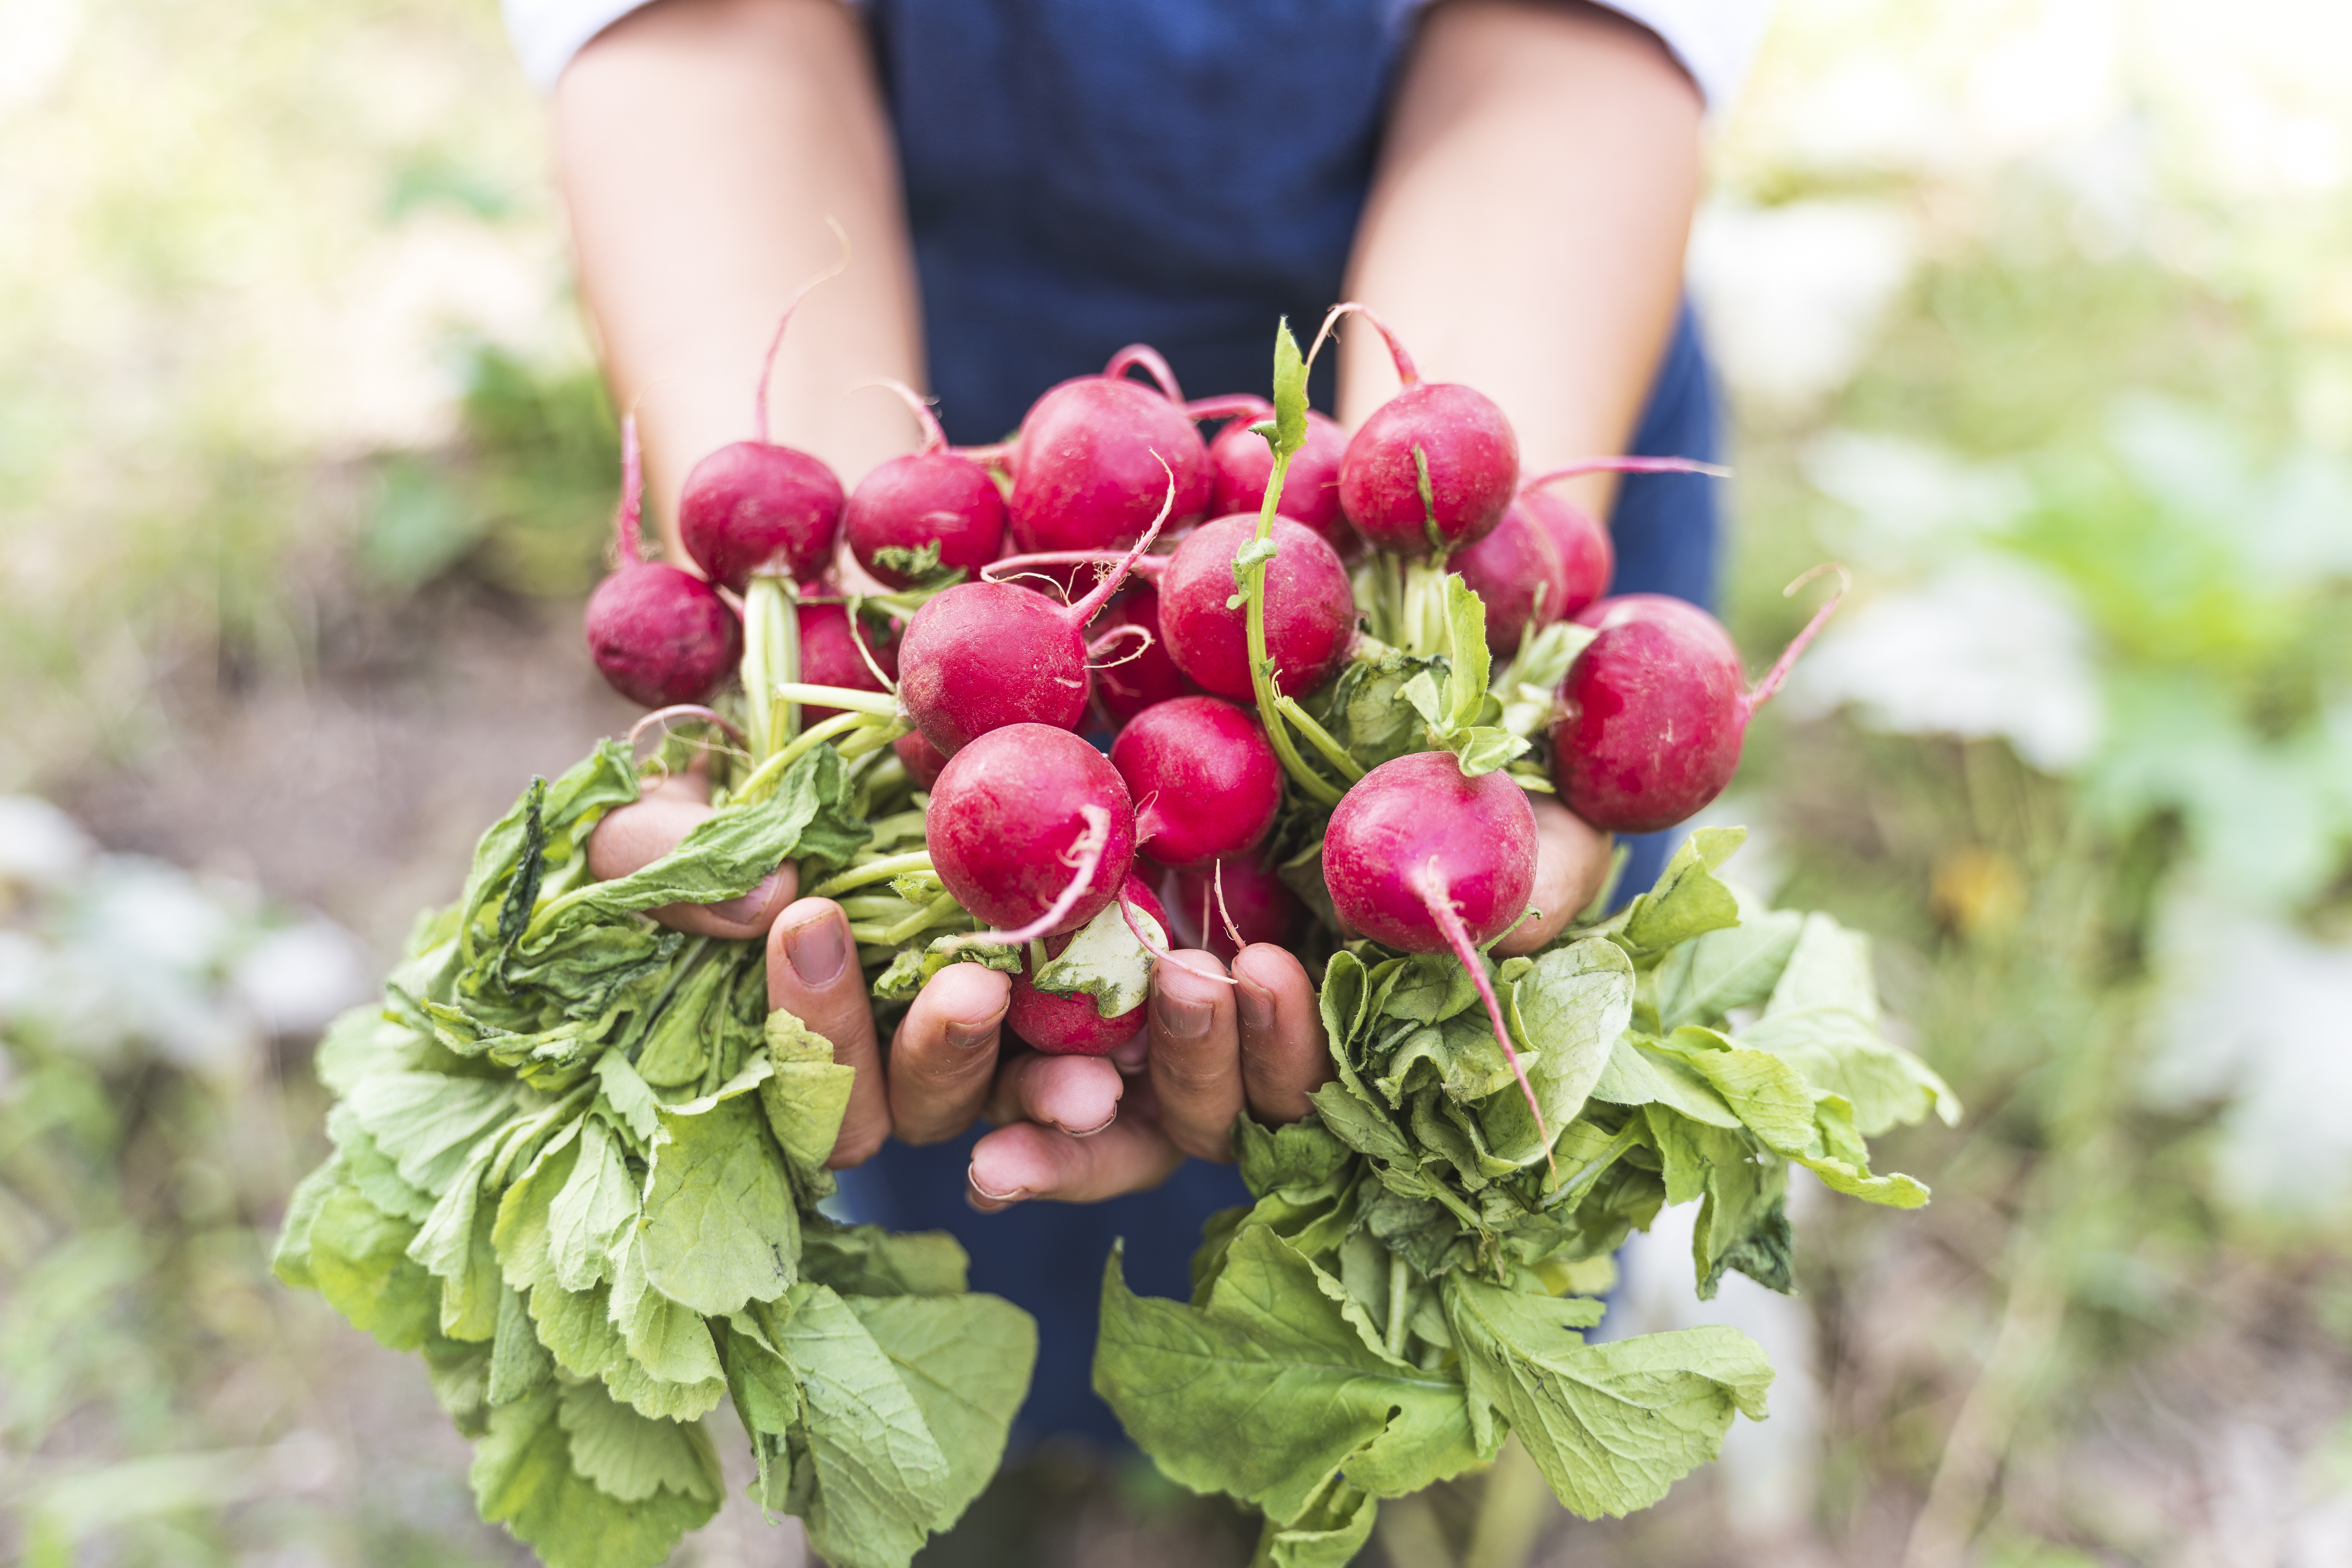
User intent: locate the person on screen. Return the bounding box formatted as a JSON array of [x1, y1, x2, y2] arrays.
[[507, 0, 1769, 1442]]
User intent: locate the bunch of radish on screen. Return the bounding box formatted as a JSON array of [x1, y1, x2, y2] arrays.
[[301, 289, 1921, 1568], [576, 295, 1840, 1082]]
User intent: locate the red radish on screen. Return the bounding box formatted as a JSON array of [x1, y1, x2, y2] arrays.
[[795, 602, 896, 724], [1552, 576, 1842, 835], [844, 380, 1007, 588], [1512, 457, 1725, 621], [928, 723, 1138, 939], [584, 417, 744, 709], [1109, 696, 1282, 870], [1322, 750, 1546, 1140], [1209, 408, 1353, 552], [1008, 345, 1211, 554], [1516, 488, 1613, 620], [1007, 875, 1171, 1056], [1092, 584, 1203, 725], [1157, 514, 1357, 702], [897, 477, 1173, 756], [678, 288, 846, 593], [893, 730, 949, 790], [1450, 499, 1570, 655], [1314, 303, 1517, 557], [1169, 855, 1302, 963]]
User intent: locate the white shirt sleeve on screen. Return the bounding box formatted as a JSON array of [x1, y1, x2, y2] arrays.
[[1594, 0, 1778, 114], [503, 0, 1777, 109], [502, 0, 653, 92]]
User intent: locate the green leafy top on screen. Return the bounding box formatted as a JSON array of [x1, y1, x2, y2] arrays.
[[1096, 832, 1955, 1561], [278, 743, 1035, 1568]]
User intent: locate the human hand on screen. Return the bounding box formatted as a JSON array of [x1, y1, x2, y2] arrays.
[[586, 775, 1336, 1205], [1492, 795, 1614, 957]]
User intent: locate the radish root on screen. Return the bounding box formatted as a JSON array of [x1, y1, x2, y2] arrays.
[[941, 804, 1114, 951], [751, 218, 851, 445], [1410, 856, 1553, 1171], [1120, 890, 1236, 987], [1743, 562, 1851, 717]]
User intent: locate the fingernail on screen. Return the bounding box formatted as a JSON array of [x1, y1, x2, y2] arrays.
[[1111, 1033, 1152, 1074], [1234, 970, 1275, 1035], [1154, 984, 1213, 1042], [946, 1015, 1000, 1051], [967, 1168, 1026, 1204], [784, 913, 848, 987], [1063, 1111, 1116, 1138], [711, 869, 783, 925]]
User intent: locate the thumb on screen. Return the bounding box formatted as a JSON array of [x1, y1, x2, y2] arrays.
[[585, 770, 796, 938]]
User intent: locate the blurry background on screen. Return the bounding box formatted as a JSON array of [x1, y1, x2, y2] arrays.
[[2, 0, 2350, 1564]]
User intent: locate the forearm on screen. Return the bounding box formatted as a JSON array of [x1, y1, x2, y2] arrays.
[[556, 0, 924, 548], [1338, 0, 1703, 516]]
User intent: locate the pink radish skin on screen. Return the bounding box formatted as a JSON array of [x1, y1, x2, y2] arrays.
[[1316, 303, 1517, 557], [1092, 584, 1203, 725], [1169, 856, 1303, 963], [1511, 457, 1723, 623], [1009, 345, 1211, 555], [1158, 514, 1357, 702], [1552, 580, 1840, 835], [584, 418, 744, 709], [897, 481, 1172, 755], [1007, 875, 1172, 1056], [927, 723, 1138, 938], [1209, 409, 1353, 552], [1323, 750, 1548, 1141], [1450, 499, 1572, 656], [893, 730, 949, 789], [844, 381, 1007, 588], [1517, 488, 1613, 620], [795, 603, 897, 724], [1110, 696, 1283, 870], [677, 294, 848, 594]]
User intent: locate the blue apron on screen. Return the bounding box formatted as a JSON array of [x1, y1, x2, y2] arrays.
[[849, 0, 1724, 1448]]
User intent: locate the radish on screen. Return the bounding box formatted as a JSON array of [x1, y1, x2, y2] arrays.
[[893, 730, 949, 790], [1314, 303, 1517, 558], [896, 477, 1173, 756], [1091, 584, 1203, 725], [1109, 696, 1282, 870], [927, 722, 1137, 939], [1449, 498, 1570, 656], [1006, 875, 1171, 1056], [1322, 750, 1546, 1137], [1169, 855, 1302, 962], [1552, 576, 1843, 835], [844, 380, 1007, 588], [1516, 487, 1613, 621], [1157, 514, 1356, 703], [677, 288, 846, 593], [583, 417, 743, 709], [794, 602, 896, 724], [1009, 344, 1211, 554], [1209, 407, 1352, 552]]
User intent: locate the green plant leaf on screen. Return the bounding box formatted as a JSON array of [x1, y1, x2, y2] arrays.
[[1032, 894, 1163, 1019], [1648, 909, 1805, 1033], [309, 1184, 442, 1353], [1094, 1230, 1482, 1526], [546, 1115, 639, 1292], [1613, 828, 1748, 956], [1270, 319, 1308, 460], [470, 1386, 714, 1568], [640, 1067, 797, 1317], [1443, 1273, 1770, 1518], [554, 1377, 722, 1504]]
